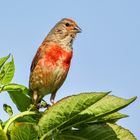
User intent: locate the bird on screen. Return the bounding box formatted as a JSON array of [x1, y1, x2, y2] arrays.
[[29, 18, 81, 107]]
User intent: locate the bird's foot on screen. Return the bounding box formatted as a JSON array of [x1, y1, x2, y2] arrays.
[[40, 100, 51, 108], [29, 102, 51, 111]]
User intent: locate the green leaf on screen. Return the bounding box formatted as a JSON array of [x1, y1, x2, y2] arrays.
[[3, 104, 13, 117], [0, 54, 10, 69], [87, 112, 128, 124], [56, 123, 136, 140], [0, 83, 31, 112], [59, 95, 136, 131], [0, 119, 3, 129], [38, 93, 136, 139], [78, 95, 136, 120], [15, 114, 41, 124], [8, 91, 31, 112], [0, 56, 15, 85], [38, 92, 109, 139], [10, 123, 38, 140], [0, 83, 29, 94], [0, 129, 8, 140]]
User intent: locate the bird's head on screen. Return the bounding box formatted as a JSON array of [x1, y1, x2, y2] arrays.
[[60, 18, 82, 34], [46, 18, 81, 47]]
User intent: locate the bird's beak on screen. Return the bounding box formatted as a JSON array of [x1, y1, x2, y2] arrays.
[[74, 25, 82, 33]]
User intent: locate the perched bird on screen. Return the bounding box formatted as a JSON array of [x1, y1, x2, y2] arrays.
[[29, 18, 81, 106]]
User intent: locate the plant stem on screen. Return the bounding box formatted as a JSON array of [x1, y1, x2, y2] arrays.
[[4, 111, 36, 134]]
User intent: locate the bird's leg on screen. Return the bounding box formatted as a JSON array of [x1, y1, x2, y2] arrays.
[[50, 92, 56, 104], [32, 91, 51, 109], [32, 91, 41, 110], [32, 91, 38, 103]]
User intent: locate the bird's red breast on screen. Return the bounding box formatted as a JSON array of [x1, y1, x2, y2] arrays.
[[44, 44, 73, 70]]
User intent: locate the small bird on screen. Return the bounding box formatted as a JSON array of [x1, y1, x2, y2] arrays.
[[29, 18, 81, 106]]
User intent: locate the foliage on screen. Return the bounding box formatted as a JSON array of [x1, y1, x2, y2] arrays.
[[0, 54, 137, 140]]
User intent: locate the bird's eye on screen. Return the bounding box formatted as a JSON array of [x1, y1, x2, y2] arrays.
[[65, 23, 70, 27]]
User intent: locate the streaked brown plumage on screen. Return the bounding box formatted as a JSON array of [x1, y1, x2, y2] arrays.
[[29, 18, 81, 106]]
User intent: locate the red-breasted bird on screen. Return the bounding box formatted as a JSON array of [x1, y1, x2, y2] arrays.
[[29, 18, 81, 106]]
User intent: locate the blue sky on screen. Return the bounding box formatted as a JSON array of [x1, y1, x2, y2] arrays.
[[0, 0, 139, 139]]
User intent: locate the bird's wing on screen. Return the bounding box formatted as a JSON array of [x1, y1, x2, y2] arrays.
[[30, 46, 43, 72]]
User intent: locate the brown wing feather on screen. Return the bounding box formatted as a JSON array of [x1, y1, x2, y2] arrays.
[[30, 46, 43, 72]]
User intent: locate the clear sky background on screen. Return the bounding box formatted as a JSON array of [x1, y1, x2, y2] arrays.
[[0, 0, 139, 139]]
